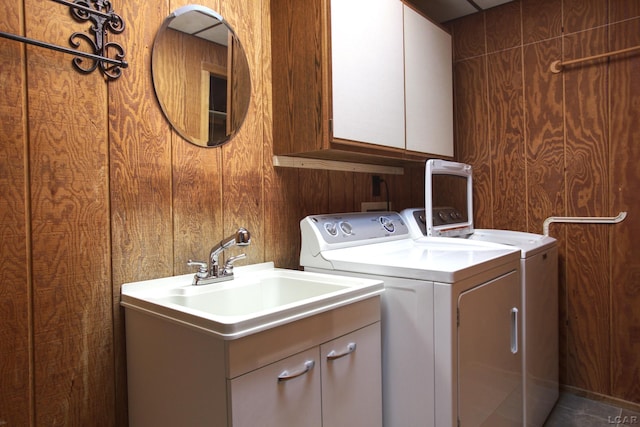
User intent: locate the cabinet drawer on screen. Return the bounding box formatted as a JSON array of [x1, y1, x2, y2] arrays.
[[226, 297, 380, 378]]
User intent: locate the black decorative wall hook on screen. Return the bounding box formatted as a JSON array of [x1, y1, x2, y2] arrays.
[[63, 0, 127, 79], [0, 0, 128, 81]]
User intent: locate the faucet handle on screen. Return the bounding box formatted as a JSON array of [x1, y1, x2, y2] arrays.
[[222, 253, 246, 275], [187, 260, 208, 278]]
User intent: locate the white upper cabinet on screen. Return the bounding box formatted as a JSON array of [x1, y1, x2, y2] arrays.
[[330, 0, 406, 149], [331, 1, 453, 155], [271, 0, 454, 164], [404, 5, 454, 156]]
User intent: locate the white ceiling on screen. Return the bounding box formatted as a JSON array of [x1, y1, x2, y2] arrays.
[[169, 9, 229, 46], [410, 0, 514, 23]]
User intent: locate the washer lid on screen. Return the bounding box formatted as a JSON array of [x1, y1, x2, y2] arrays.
[[469, 228, 557, 257], [315, 237, 519, 283], [425, 159, 474, 237]]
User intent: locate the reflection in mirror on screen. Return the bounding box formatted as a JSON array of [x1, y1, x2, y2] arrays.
[[152, 5, 251, 147]]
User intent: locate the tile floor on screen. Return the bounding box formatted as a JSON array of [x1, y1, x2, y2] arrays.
[[544, 392, 640, 427]]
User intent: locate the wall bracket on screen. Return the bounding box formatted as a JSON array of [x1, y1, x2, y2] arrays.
[[0, 0, 128, 80]]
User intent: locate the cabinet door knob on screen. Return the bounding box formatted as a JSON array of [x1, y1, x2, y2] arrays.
[[277, 360, 315, 382], [326, 342, 357, 361]]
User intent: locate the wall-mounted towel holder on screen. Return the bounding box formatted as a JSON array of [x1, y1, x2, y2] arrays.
[[543, 212, 628, 236], [550, 45, 640, 73], [0, 0, 127, 80]]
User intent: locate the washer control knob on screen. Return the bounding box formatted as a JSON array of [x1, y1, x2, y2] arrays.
[[379, 216, 395, 233], [339, 221, 353, 235], [324, 222, 338, 236]]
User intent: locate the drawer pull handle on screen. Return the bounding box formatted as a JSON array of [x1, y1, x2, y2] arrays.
[[327, 342, 357, 361], [278, 360, 315, 382]]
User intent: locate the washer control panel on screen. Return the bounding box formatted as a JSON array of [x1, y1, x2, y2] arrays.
[[306, 211, 409, 243]]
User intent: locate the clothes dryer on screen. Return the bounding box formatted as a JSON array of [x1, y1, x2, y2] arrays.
[[400, 158, 560, 426], [300, 211, 523, 427]]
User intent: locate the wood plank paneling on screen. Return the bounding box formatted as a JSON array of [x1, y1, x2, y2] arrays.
[[263, 165, 301, 269], [487, 47, 526, 231], [523, 38, 564, 232], [25, 0, 114, 423], [610, 0, 640, 22], [0, 1, 30, 425], [563, 0, 608, 34], [565, 224, 610, 392], [329, 171, 356, 213], [485, 0, 521, 54], [271, 0, 325, 155], [609, 16, 640, 404], [563, 26, 610, 394], [109, 1, 172, 425], [522, 0, 562, 44], [172, 141, 224, 274], [299, 169, 330, 216], [451, 12, 485, 61], [453, 56, 492, 228]]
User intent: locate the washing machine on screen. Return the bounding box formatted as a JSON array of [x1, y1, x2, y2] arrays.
[[400, 159, 559, 426], [300, 211, 523, 427]]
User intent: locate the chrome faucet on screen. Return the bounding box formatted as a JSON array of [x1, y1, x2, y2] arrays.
[[187, 227, 251, 285]]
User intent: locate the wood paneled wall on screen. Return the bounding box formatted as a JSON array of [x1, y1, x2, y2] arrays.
[[451, 0, 640, 406], [0, 0, 423, 425]]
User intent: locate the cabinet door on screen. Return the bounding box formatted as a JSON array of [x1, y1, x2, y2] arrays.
[[320, 323, 383, 427], [458, 270, 523, 426], [404, 5, 453, 156], [229, 347, 321, 427], [330, 0, 405, 148]]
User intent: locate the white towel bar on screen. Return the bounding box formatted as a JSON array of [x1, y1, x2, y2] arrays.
[[543, 212, 627, 236]]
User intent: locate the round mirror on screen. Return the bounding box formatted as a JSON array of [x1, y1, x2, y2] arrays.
[[152, 5, 251, 147]]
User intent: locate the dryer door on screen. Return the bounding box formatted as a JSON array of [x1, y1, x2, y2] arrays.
[[457, 270, 522, 426]]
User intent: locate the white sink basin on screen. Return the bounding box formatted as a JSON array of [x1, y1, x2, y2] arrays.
[[120, 262, 383, 339]]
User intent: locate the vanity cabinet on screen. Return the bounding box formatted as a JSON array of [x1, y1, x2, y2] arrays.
[[271, 0, 453, 165], [230, 323, 382, 427], [124, 297, 382, 427]]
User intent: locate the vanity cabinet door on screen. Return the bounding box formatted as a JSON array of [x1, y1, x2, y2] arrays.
[[229, 347, 321, 427], [330, 0, 405, 149], [404, 5, 453, 157], [320, 323, 383, 427]]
